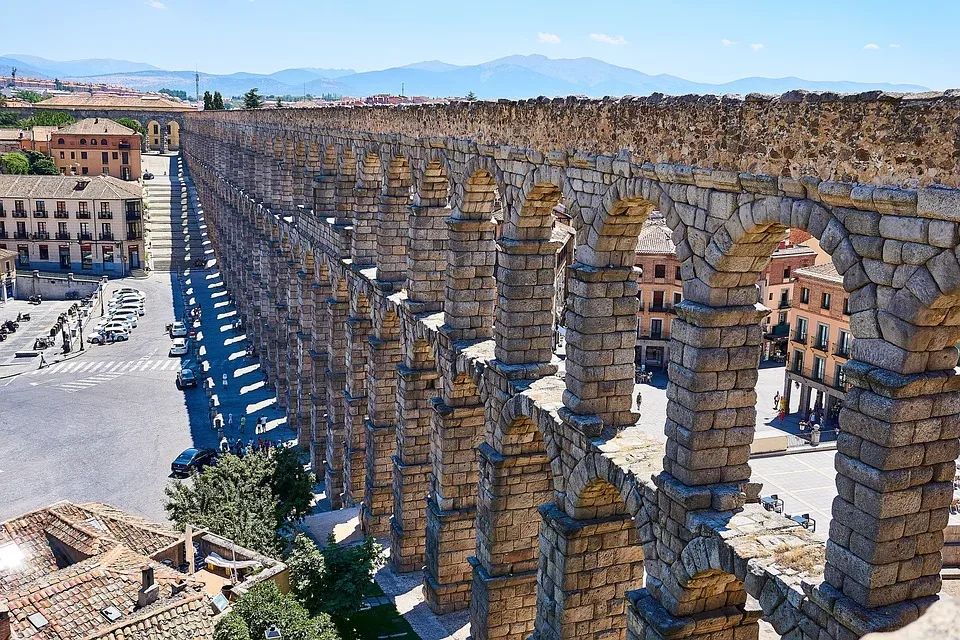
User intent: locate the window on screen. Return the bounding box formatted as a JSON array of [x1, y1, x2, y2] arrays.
[[812, 356, 826, 381], [800, 287, 810, 304], [101, 139, 108, 146], [38, 245, 49, 261], [91, 139, 97, 146], [37, 222, 46, 234], [835, 364, 847, 388], [103, 246, 114, 263], [654, 264, 666, 278], [674, 266, 681, 281], [14, 200, 24, 212], [793, 349, 804, 373], [78, 202, 88, 214], [35, 201, 45, 212], [102, 152, 109, 164], [816, 323, 830, 350], [80, 138, 86, 145], [81, 167, 88, 175], [79, 222, 90, 238], [153, 124, 159, 135], [673, 291, 682, 305], [17, 245, 28, 267], [59, 151, 64, 159], [837, 330, 851, 357], [100, 202, 110, 214], [121, 152, 129, 165], [652, 290, 665, 311], [821, 292, 831, 310], [58, 222, 67, 236], [80, 151, 87, 160], [650, 318, 663, 339], [783, 267, 790, 280], [843, 297, 850, 315], [777, 311, 787, 325], [112, 152, 118, 160], [101, 222, 112, 236], [70, 151, 75, 160], [795, 317, 808, 342], [81, 244, 93, 269], [57, 138, 64, 144]]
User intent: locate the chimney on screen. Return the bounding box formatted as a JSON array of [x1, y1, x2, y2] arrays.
[[137, 564, 159, 609], [0, 601, 10, 640]]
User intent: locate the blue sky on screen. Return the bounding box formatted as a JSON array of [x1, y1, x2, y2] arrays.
[[5, 0, 957, 88]]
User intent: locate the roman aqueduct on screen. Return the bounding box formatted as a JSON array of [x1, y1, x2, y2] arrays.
[[181, 92, 960, 639]]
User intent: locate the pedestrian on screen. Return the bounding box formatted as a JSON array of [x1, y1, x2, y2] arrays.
[[773, 392, 780, 410], [219, 436, 229, 454], [38, 353, 46, 369], [239, 415, 246, 433], [235, 438, 243, 455], [778, 408, 786, 424], [257, 438, 264, 452], [222, 373, 228, 388], [228, 413, 233, 428]]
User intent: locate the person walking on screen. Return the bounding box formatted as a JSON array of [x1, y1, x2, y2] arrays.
[[227, 413, 233, 428], [778, 408, 786, 424], [239, 415, 246, 433], [773, 392, 780, 410], [222, 373, 228, 388], [219, 436, 229, 454]]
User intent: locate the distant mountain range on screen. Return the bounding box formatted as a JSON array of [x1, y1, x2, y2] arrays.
[[0, 53, 929, 99]]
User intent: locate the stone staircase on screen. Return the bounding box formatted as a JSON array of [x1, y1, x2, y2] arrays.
[[143, 157, 205, 272]]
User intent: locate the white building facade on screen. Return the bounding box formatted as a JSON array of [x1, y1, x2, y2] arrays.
[[0, 175, 144, 276]]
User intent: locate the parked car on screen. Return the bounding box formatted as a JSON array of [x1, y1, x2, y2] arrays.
[[113, 287, 145, 299], [170, 447, 216, 476], [87, 331, 106, 344], [177, 366, 198, 388], [110, 312, 138, 328], [169, 338, 189, 356], [143, 171, 155, 180], [114, 304, 145, 317], [108, 299, 144, 313], [88, 329, 130, 344], [170, 321, 188, 338]]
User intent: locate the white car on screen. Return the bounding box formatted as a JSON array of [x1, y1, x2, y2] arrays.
[[111, 312, 138, 328], [109, 295, 144, 307], [88, 329, 129, 344], [169, 338, 189, 356], [114, 287, 143, 297], [170, 321, 188, 338], [103, 321, 131, 334], [114, 304, 145, 317]]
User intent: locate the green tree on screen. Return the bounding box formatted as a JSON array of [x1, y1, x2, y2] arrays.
[[15, 90, 43, 104], [0, 94, 6, 107], [1, 152, 29, 174], [54, 78, 63, 90], [0, 112, 16, 126], [203, 90, 213, 110], [215, 582, 339, 640], [115, 117, 144, 134], [16, 110, 74, 128], [164, 449, 314, 555], [243, 87, 264, 109], [276, 96, 283, 108], [212, 91, 225, 110], [465, 91, 478, 101], [30, 157, 60, 175], [159, 88, 188, 100], [287, 534, 385, 618]]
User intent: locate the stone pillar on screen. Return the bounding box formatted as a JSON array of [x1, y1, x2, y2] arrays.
[[563, 263, 638, 428], [343, 297, 372, 507], [390, 332, 438, 572], [324, 286, 349, 510], [309, 279, 331, 475], [361, 310, 402, 537], [377, 158, 410, 285], [444, 208, 496, 341], [534, 502, 645, 640], [294, 269, 314, 445], [352, 155, 379, 267], [334, 150, 356, 227]]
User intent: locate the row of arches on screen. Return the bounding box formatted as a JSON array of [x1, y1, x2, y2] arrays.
[[183, 119, 960, 639]]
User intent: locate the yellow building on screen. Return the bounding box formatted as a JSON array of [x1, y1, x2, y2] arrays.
[[50, 118, 142, 181]]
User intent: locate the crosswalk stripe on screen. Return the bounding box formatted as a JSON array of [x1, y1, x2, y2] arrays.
[[118, 361, 132, 372], [151, 361, 162, 370], [76, 363, 93, 373], [60, 363, 77, 373], [90, 362, 103, 372]]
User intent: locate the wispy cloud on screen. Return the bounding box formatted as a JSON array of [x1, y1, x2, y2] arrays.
[[145, 0, 166, 7], [889, 43, 901, 48], [721, 38, 739, 47], [589, 33, 628, 46], [863, 43, 880, 50], [537, 32, 561, 45], [750, 43, 764, 51]]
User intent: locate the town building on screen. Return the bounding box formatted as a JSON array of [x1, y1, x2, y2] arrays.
[[49, 118, 142, 181], [0, 126, 60, 154], [0, 501, 287, 640], [758, 241, 818, 360], [0, 175, 145, 276], [0, 247, 15, 301], [782, 261, 852, 425], [634, 214, 681, 369]]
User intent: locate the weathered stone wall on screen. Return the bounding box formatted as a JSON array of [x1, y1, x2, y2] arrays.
[[181, 93, 960, 640]]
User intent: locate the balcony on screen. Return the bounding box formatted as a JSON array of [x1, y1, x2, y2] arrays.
[[790, 363, 849, 391], [778, 299, 792, 309], [0, 232, 7, 239], [12, 210, 27, 218], [77, 232, 92, 241], [812, 339, 830, 352], [99, 232, 115, 241], [56, 232, 71, 240], [765, 323, 790, 339], [126, 211, 142, 221], [119, 142, 131, 150], [835, 344, 851, 358], [54, 211, 69, 219], [34, 210, 47, 218], [639, 332, 667, 341], [98, 211, 113, 219], [32, 232, 50, 240], [649, 303, 674, 314], [76, 211, 91, 219], [14, 232, 28, 239], [792, 331, 808, 344], [127, 231, 141, 240]]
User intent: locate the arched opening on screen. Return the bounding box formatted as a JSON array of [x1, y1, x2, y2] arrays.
[[146, 120, 161, 151], [323, 274, 350, 510]]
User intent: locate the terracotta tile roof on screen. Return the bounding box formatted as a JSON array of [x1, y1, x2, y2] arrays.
[[794, 261, 842, 283], [635, 215, 675, 255], [56, 118, 135, 136], [0, 175, 142, 201], [0, 248, 16, 261], [84, 592, 214, 640], [6, 546, 203, 640], [34, 94, 195, 112]]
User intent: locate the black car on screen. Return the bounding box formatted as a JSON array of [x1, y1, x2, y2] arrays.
[[171, 448, 217, 476], [177, 367, 198, 388], [143, 171, 155, 180]]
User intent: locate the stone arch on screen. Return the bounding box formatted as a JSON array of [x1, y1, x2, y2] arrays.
[[165, 120, 181, 150], [455, 156, 505, 220], [535, 469, 646, 640], [146, 119, 162, 151]]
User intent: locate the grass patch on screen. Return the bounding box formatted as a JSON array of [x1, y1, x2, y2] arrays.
[[773, 543, 825, 575], [334, 602, 420, 640]]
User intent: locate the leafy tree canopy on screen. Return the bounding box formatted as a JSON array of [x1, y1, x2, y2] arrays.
[[159, 88, 187, 100], [465, 91, 478, 101], [115, 117, 144, 134], [30, 157, 59, 175], [15, 90, 43, 104], [164, 449, 314, 555], [203, 91, 213, 110], [214, 582, 339, 640], [212, 91, 225, 110], [287, 534, 385, 618], [16, 110, 75, 128], [243, 87, 264, 109], [1, 152, 29, 174]]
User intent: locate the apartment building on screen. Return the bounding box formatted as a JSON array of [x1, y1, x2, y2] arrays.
[[0, 247, 15, 301], [783, 261, 852, 424], [634, 215, 681, 369], [758, 242, 818, 360], [50, 118, 142, 181], [0, 175, 144, 276]]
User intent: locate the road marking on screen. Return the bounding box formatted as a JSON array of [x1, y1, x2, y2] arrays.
[[90, 362, 103, 372]]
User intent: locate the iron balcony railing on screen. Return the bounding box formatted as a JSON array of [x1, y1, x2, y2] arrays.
[[32, 232, 50, 240], [98, 211, 113, 219], [54, 211, 69, 219], [792, 330, 808, 344], [812, 338, 830, 352], [835, 343, 851, 358], [77, 232, 92, 241], [55, 232, 71, 240], [12, 210, 27, 218], [778, 299, 792, 309], [34, 210, 47, 218], [14, 232, 28, 239], [76, 211, 91, 219], [99, 232, 115, 241]]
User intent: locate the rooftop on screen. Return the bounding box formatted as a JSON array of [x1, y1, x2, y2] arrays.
[[0, 175, 142, 201], [0, 248, 16, 261], [635, 214, 675, 255], [56, 118, 136, 136], [793, 261, 843, 284], [34, 94, 195, 112]]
